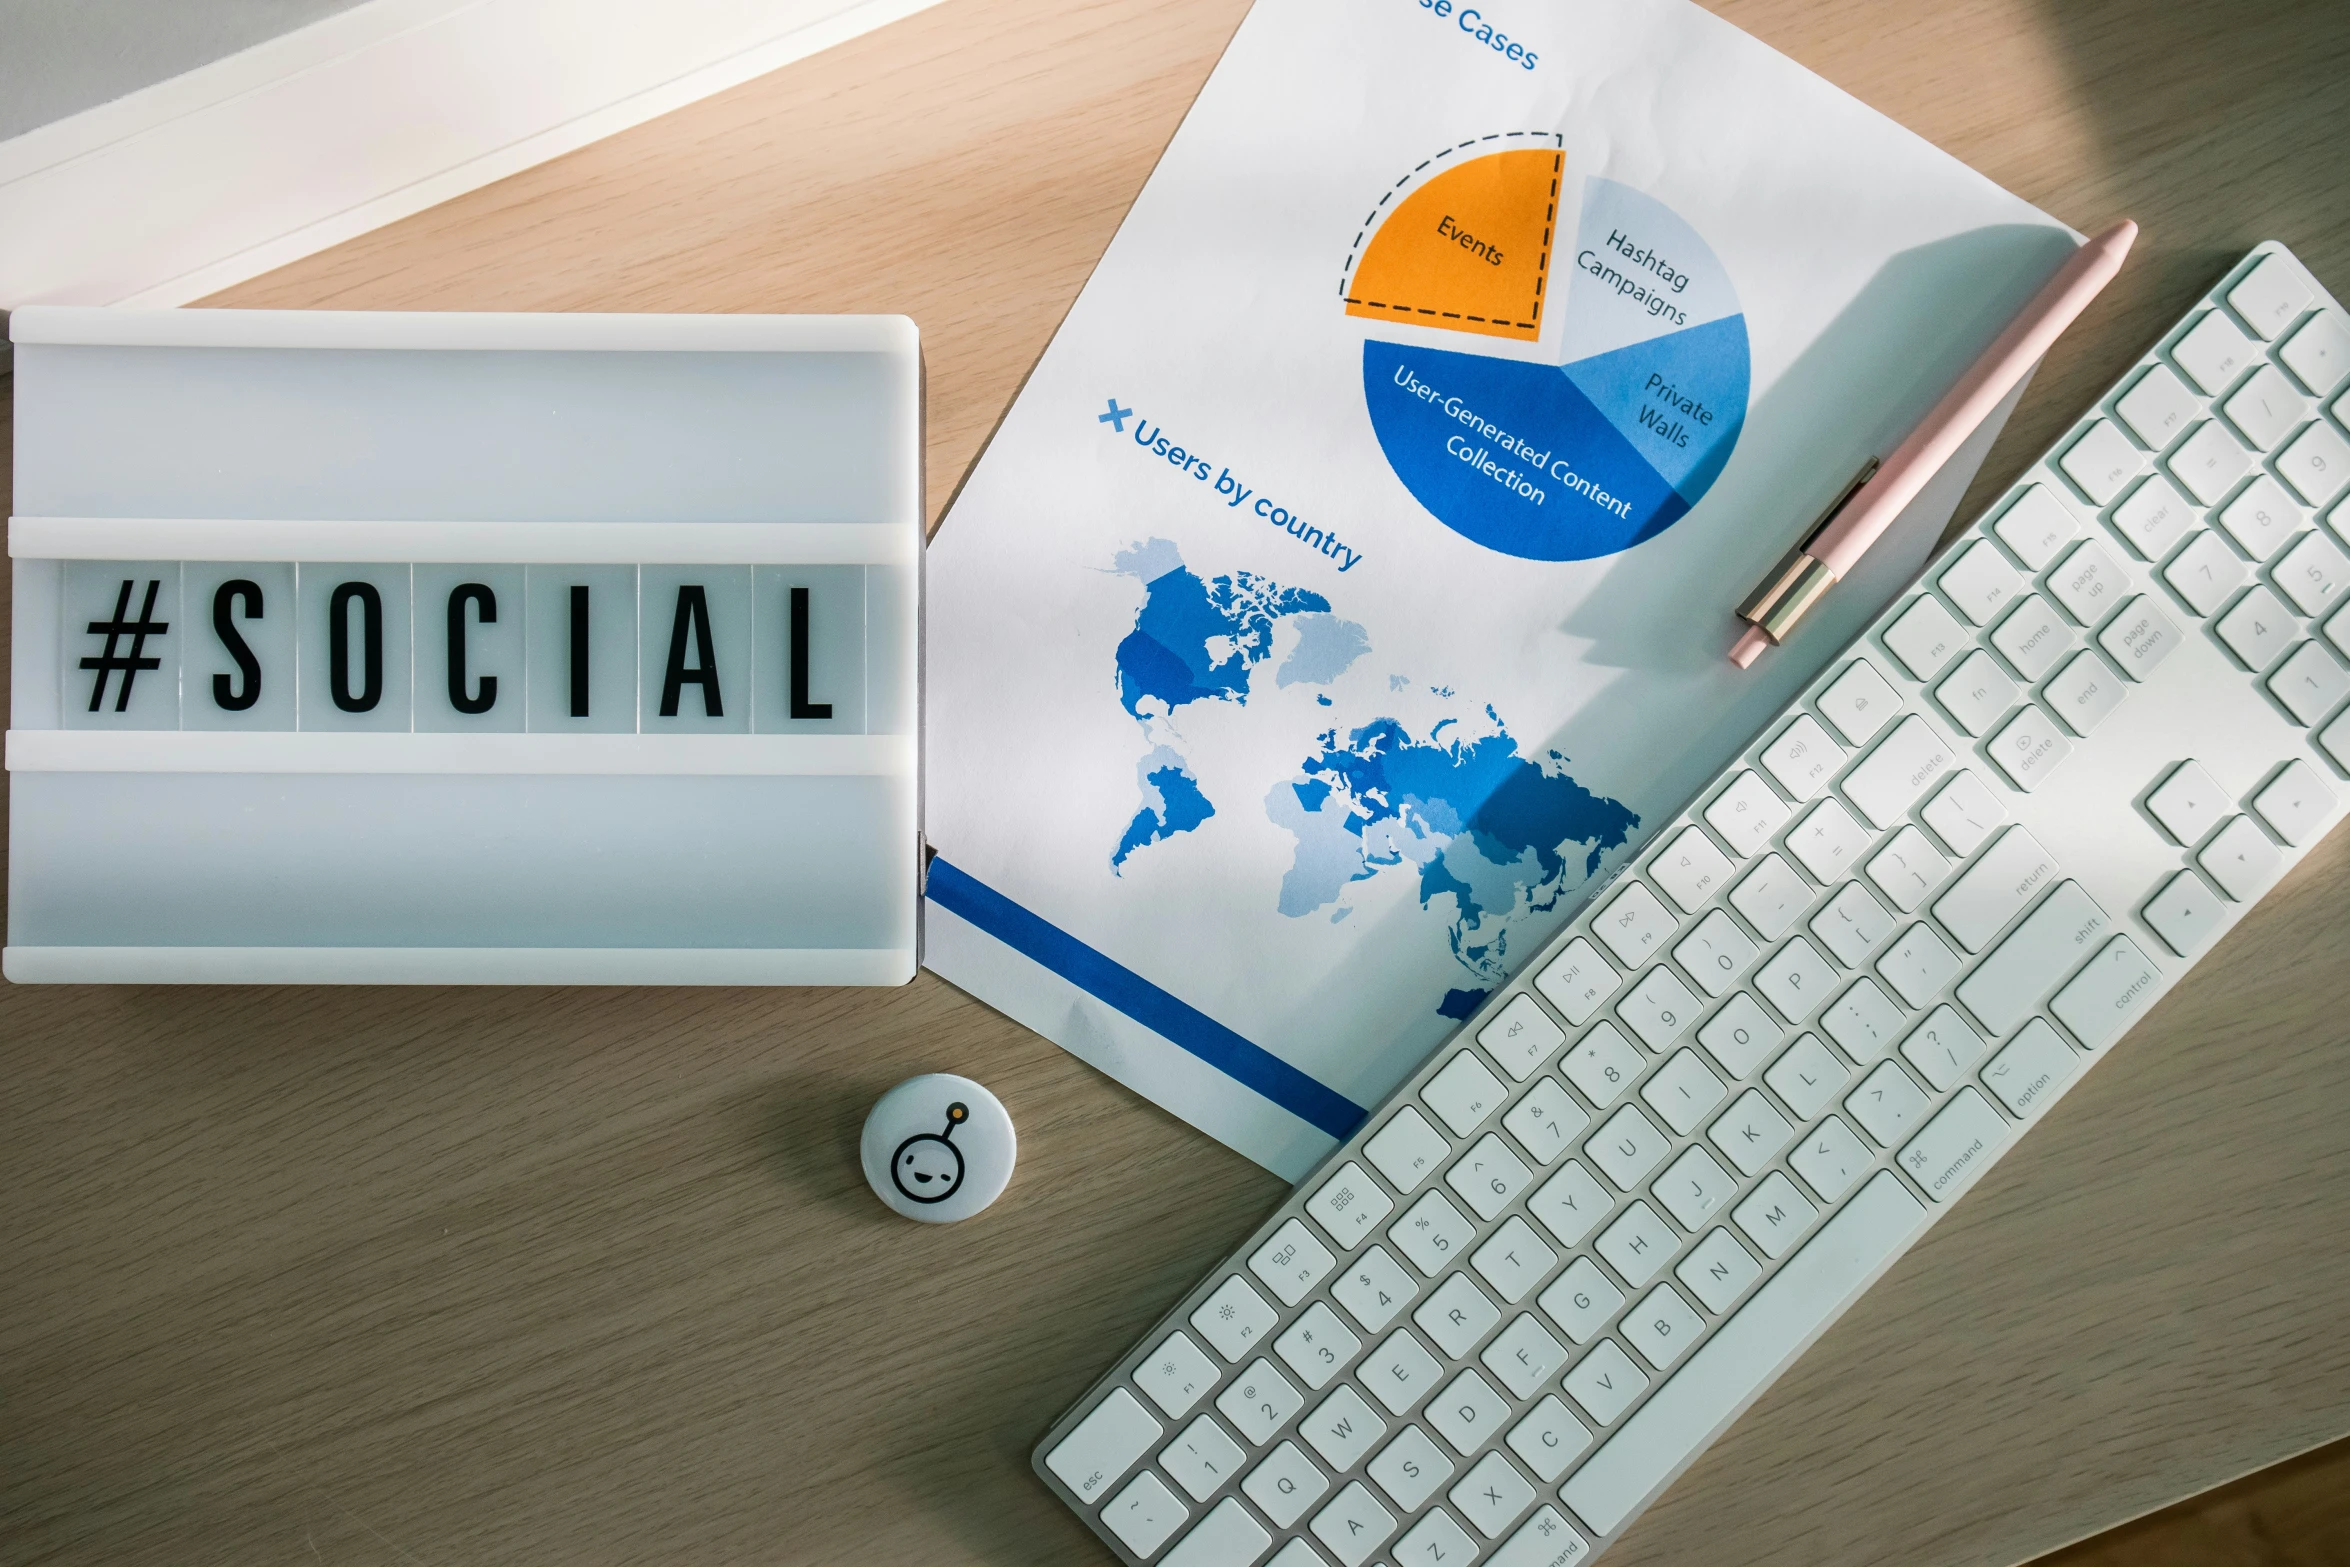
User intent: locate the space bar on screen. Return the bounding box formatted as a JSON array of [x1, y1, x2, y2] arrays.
[[1560, 1172, 1927, 1537]]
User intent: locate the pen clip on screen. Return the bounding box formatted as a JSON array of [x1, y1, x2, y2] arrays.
[[1735, 456, 1879, 643]]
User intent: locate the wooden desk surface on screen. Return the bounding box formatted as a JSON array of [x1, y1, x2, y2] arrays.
[[5, 1, 2348, 1562]]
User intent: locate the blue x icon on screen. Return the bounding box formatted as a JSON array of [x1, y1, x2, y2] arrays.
[[1099, 399, 1133, 432]]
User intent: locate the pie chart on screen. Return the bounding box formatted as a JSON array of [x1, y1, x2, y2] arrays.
[[1346, 144, 1750, 562]]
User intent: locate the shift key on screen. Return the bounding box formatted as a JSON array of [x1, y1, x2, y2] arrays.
[[1955, 882, 2111, 1036], [1932, 827, 2061, 952]]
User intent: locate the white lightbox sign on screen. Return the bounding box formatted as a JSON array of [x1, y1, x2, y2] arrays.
[[6, 308, 922, 985]]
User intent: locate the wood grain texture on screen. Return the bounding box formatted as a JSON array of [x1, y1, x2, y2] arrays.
[[2031, 1437, 2350, 1567], [3, 1, 2347, 1564]]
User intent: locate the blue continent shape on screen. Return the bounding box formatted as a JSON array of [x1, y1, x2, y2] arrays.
[[1272, 709, 1640, 1015], [1114, 748, 1217, 871], [1113, 544, 1335, 719]]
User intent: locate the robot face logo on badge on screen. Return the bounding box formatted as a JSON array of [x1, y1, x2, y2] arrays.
[[891, 1102, 969, 1204]]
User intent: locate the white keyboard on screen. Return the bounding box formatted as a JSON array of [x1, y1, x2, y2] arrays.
[[1033, 241, 2350, 1567]]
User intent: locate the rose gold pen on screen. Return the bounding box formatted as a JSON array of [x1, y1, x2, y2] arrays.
[[1730, 218, 2138, 669]]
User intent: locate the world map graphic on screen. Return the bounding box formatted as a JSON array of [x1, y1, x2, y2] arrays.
[[1109, 539, 1640, 1017]]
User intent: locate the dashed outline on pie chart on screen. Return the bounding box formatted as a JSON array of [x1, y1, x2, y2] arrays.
[[1340, 134, 1565, 344]]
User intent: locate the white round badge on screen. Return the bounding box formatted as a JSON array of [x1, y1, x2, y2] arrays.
[[859, 1073, 1016, 1223]]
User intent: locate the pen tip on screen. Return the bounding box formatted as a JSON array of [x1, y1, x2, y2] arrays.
[[1728, 625, 1770, 669]]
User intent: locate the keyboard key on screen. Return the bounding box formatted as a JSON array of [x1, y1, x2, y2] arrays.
[[1538, 1256, 1627, 1345], [1765, 1033, 1850, 1122], [1938, 539, 2027, 626], [1810, 880, 1894, 966], [2280, 309, 2350, 394], [1399, 1505, 1480, 1561], [1507, 1399, 1593, 1484], [1704, 770, 1792, 858], [2114, 363, 2201, 449], [1846, 1060, 1930, 1147], [2143, 869, 2226, 958], [1707, 1089, 1795, 1176], [1993, 484, 2082, 570], [1817, 659, 1902, 745], [1278, 1303, 1365, 1391], [1366, 1106, 1450, 1194], [1253, 1218, 1339, 1306], [1138, 1332, 1222, 1419], [1563, 1340, 1648, 1425], [2216, 585, 2295, 670], [1843, 714, 1956, 828], [2199, 815, 2283, 901], [1391, 1191, 1476, 1277], [2219, 474, 2304, 561], [2324, 707, 2350, 772], [1731, 1170, 1819, 1258], [1586, 1105, 1671, 1192], [2059, 419, 2141, 504], [1244, 1443, 1330, 1529], [1332, 1246, 1418, 1333], [2222, 364, 2308, 451], [2171, 308, 2257, 393], [2168, 419, 2252, 505], [1219, 1359, 1304, 1445], [1955, 881, 2112, 1036], [1653, 1145, 1736, 1230], [2050, 935, 2162, 1050], [1503, 1078, 1589, 1166], [1195, 1275, 1281, 1362], [1560, 1174, 1925, 1538], [2164, 531, 2249, 616], [1642, 1049, 1727, 1136], [1358, 1328, 1443, 1416], [1877, 921, 1961, 1008], [1673, 909, 1759, 996], [1480, 993, 1566, 1081], [1104, 1471, 1186, 1557], [1920, 771, 2007, 857], [1304, 1385, 1388, 1472], [1791, 1115, 1873, 1202], [1426, 1368, 1508, 1456], [1699, 989, 1788, 1077], [1561, 1022, 1642, 1110], [1423, 1051, 1507, 1136], [1898, 1004, 1990, 1092], [1865, 826, 1953, 914], [1309, 1162, 1397, 1250], [1162, 1412, 1247, 1500], [2253, 759, 2336, 845], [2148, 760, 2229, 846], [2274, 529, 2349, 615], [1821, 977, 1904, 1061], [1481, 1313, 1569, 1397], [1497, 1508, 1593, 1567], [1729, 854, 1812, 940], [2109, 474, 2197, 559], [2269, 640, 2350, 724], [1526, 1161, 1613, 1250], [1310, 1480, 1394, 1566], [1592, 881, 1677, 967], [1676, 1227, 1762, 1312], [1882, 593, 1970, 680], [1935, 648, 2019, 736], [1753, 938, 1835, 1026], [1649, 825, 1735, 914], [1787, 797, 1872, 882], [1987, 704, 2073, 790], [1458, 1451, 1541, 1539], [1933, 825, 2060, 951], [1898, 1087, 2012, 1202], [1594, 1201, 1678, 1288], [1759, 713, 1845, 800], [2228, 253, 2312, 339], [1164, 1497, 1273, 1566], [1534, 938, 1621, 1026], [1620, 1283, 1704, 1371], [1981, 1018, 2083, 1117], [2044, 649, 2127, 736], [2277, 420, 2350, 505], [1365, 1423, 1450, 1510], [1047, 1387, 1163, 1503], [1620, 964, 1702, 1050], [1449, 1135, 1534, 1221]]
